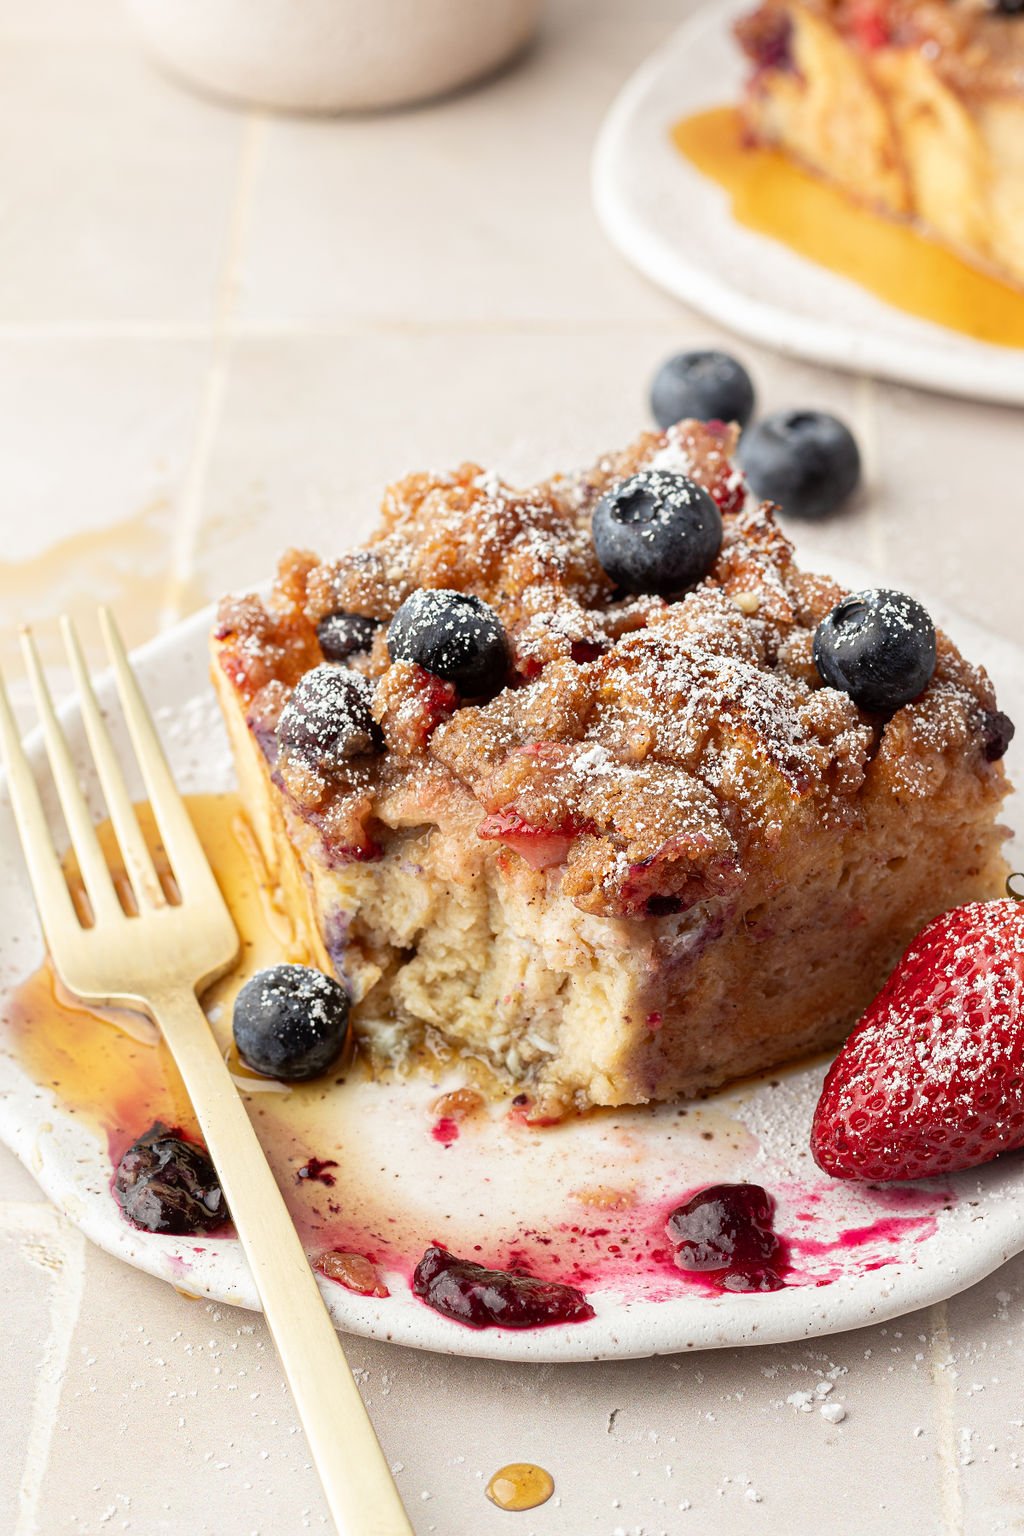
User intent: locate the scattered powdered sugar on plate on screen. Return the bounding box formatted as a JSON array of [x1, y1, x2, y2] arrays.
[[154, 691, 234, 794]]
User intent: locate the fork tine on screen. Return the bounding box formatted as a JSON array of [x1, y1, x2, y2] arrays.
[[19, 628, 124, 928], [0, 663, 82, 946], [61, 615, 167, 911], [98, 608, 220, 905]]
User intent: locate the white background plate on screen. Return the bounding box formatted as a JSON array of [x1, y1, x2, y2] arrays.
[[0, 572, 1021, 1364], [592, 0, 1024, 406]]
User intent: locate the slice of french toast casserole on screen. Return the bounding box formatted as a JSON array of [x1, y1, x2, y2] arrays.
[[212, 420, 1012, 1115]]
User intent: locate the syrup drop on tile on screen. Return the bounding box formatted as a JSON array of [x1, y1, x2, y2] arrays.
[[485, 1463, 555, 1512]]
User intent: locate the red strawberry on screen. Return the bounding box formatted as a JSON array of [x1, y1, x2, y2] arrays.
[[811, 899, 1024, 1181], [477, 806, 593, 871]]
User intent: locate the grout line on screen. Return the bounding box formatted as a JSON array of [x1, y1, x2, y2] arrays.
[[160, 346, 231, 627], [0, 1201, 67, 1232], [0, 323, 215, 341], [9, 1211, 87, 1536], [0, 315, 705, 343], [853, 371, 887, 576], [928, 1298, 965, 1536], [160, 110, 267, 628], [215, 114, 268, 328]]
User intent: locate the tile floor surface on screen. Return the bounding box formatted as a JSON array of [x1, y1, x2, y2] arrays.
[[1, 1, 1023, 1532]]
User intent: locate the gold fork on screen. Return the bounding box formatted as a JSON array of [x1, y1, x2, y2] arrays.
[[0, 610, 414, 1536]]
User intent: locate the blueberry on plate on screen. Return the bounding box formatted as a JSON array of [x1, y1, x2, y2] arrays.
[[276, 664, 380, 765], [387, 589, 508, 698], [317, 610, 379, 663], [650, 349, 756, 432], [813, 588, 937, 715], [738, 409, 860, 520], [592, 470, 723, 596], [233, 963, 350, 1081], [114, 1123, 226, 1235]]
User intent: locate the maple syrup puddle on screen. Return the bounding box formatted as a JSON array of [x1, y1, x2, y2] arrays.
[[486, 1463, 555, 1513], [3, 794, 404, 1273], [672, 106, 1024, 350], [2, 791, 951, 1310]]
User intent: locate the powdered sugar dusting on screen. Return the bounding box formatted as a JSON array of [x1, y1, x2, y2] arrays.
[[215, 421, 1005, 923]]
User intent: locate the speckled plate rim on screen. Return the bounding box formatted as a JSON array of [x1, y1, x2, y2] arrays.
[[0, 570, 1022, 1364], [591, 0, 1024, 406]]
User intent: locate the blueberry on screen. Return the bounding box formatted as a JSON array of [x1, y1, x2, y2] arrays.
[[233, 964, 350, 1081], [650, 349, 755, 432], [592, 470, 723, 596], [317, 610, 379, 662], [114, 1123, 226, 1235], [813, 588, 937, 715], [276, 664, 380, 766], [387, 589, 508, 697], [738, 409, 860, 519], [993, 0, 1024, 14]]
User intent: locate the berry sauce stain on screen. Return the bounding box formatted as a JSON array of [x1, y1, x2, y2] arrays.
[[483, 1180, 948, 1303], [787, 1213, 940, 1276], [297, 1157, 338, 1186], [431, 1117, 460, 1146]]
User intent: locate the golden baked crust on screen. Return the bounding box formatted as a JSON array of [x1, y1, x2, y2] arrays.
[[212, 422, 1013, 1112], [736, 0, 1024, 288]]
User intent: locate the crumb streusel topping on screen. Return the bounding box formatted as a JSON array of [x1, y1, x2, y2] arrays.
[[214, 419, 1001, 921]]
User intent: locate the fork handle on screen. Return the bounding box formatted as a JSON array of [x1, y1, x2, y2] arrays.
[[149, 988, 414, 1536]]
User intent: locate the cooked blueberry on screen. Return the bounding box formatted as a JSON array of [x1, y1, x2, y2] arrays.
[[317, 611, 379, 662], [666, 1184, 779, 1272], [992, 0, 1024, 14], [412, 1245, 594, 1328], [592, 471, 722, 596], [738, 409, 860, 520], [650, 349, 755, 432], [981, 708, 1015, 762], [387, 589, 508, 698], [114, 1123, 226, 1235], [276, 664, 380, 767], [233, 964, 350, 1081], [813, 588, 936, 715]]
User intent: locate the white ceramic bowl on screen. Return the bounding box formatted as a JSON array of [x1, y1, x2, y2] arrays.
[[126, 0, 545, 114]]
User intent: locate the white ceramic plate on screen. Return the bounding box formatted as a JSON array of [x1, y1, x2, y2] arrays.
[[0, 572, 1021, 1364], [592, 0, 1024, 406]]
